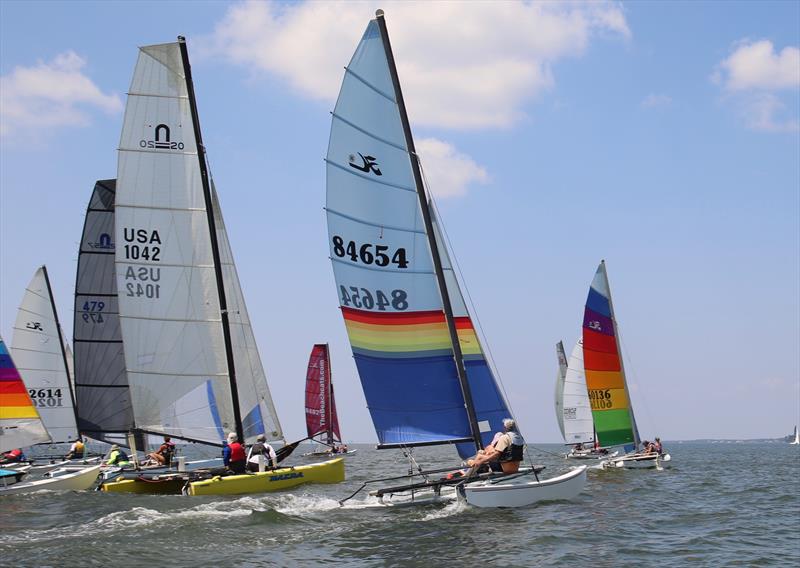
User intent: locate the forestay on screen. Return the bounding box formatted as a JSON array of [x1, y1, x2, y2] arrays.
[[74, 180, 139, 444], [325, 18, 511, 451], [582, 261, 639, 448], [558, 339, 594, 444], [305, 344, 341, 444], [0, 336, 50, 452], [11, 266, 78, 444], [115, 40, 280, 445]]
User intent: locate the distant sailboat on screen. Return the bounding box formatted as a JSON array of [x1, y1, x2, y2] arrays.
[[100, 37, 343, 495], [790, 426, 799, 445], [581, 261, 670, 469], [302, 344, 354, 456], [554, 340, 617, 460], [329, 11, 586, 507], [11, 266, 79, 445]]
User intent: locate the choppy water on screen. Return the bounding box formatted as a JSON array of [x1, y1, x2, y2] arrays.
[[1, 442, 798, 567]]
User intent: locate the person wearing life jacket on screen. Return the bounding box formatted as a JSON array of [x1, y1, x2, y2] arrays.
[[246, 433, 277, 472], [106, 444, 130, 467], [0, 448, 25, 464], [147, 436, 175, 466], [224, 432, 246, 474], [64, 436, 86, 460], [466, 418, 525, 474]]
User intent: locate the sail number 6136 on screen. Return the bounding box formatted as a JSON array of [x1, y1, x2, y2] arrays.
[[332, 236, 408, 268]]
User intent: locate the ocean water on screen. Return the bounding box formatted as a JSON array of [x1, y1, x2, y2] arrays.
[[1, 442, 798, 567]]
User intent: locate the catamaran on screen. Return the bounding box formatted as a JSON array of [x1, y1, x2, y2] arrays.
[[98, 37, 343, 495], [555, 340, 618, 460], [11, 266, 80, 449], [327, 10, 586, 507], [790, 426, 799, 445], [0, 336, 101, 494], [581, 261, 671, 470], [302, 344, 355, 457]]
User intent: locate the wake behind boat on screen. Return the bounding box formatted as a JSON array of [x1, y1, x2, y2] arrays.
[[326, 10, 585, 508]]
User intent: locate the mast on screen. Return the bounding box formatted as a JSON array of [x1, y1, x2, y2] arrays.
[[600, 260, 640, 448], [42, 265, 79, 435], [178, 36, 244, 444], [325, 343, 333, 445], [375, 10, 483, 452]]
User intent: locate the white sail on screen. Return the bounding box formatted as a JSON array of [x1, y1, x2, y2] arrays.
[[561, 338, 594, 444], [115, 41, 235, 445], [555, 341, 568, 440], [792, 426, 799, 445], [11, 266, 78, 444], [210, 181, 282, 443]]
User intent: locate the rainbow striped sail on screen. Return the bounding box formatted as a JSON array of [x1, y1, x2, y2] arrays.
[[0, 336, 50, 452], [326, 16, 510, 451], [582, 261, 639, 448]]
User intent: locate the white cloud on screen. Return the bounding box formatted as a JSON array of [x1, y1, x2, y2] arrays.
[[0, 51, 122, 139], [640, 93, 672, 108], [416, 138, 489, 199], [712, 40, 800, 133], [717, 40, 799, 91], [203, 0, 630, 130]]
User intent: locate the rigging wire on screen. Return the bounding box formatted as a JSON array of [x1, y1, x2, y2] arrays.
[[617, 333, 661, 439]]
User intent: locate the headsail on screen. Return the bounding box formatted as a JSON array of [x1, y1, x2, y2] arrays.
[[582, 261, 639, 448], [326, 13, 509, 452], [74, 179, 140, 444], [555, 341, 567, 439], [305, 344, 341, 444], [11, 266, 78, 444], [0, 336, 50, 452], [558, 339, 595, 444], [115, 38, 277, 446]]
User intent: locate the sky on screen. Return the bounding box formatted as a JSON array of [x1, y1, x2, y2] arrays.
[[1, 0, 798, 443]]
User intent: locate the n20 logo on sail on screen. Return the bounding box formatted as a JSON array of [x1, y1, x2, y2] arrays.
[[139, 123, 184, 150]]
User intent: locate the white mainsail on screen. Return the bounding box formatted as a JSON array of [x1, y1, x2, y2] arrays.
[[11, 266, 78, 444], [115, 39, 279, 446], [559, 339, 594, 444], [555, 341, 568, 440]]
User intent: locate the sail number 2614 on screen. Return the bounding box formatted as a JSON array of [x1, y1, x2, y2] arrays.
[[332, 236, 408, 268]]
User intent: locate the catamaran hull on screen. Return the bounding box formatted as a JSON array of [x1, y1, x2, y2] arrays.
[[0, 465, 101, 495], [462, 466, 587, 508], [606, 453, 672, 469], [566, 450, 619, 460], [189, 458, 344, 496]]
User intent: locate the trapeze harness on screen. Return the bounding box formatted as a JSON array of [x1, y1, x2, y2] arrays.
[[498, 431, 524, 463]]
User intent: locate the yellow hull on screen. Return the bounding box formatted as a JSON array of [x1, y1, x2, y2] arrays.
[[101, 477, 186, 494], [189, 458, 345, 496]]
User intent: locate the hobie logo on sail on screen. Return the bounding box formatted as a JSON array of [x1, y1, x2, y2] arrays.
[[349, 153, 382, 176], [88, 233, 114, 250], [26, 322, 43, 331], [139, 124, 184, 151]]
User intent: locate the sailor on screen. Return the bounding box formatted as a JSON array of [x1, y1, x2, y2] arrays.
[[147, 436, 175, 466], [106, 444, 130, 466], [467, 418, 525, 474], [65, 436, 86, 460], [653, 438, 663, 455], [246, 434, 277, 472], [224, 432, 247, 474], [0, 448, 25, 464]]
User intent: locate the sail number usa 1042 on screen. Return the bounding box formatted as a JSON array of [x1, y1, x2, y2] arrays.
[[340, 286, 408, 311], [122, 228, 162, 299], [332, 236, 408, 268]]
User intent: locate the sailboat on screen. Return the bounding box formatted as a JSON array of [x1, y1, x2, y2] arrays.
[[99, 37, 343, 495], [790, 426, 799, 445], [555, 340, 618, 460], [302, 344, 355, 457], [327, 10, 585, 507], [0, 336, 102, 494], [581, 261, 671, 469], [11, 266, 80, 447]]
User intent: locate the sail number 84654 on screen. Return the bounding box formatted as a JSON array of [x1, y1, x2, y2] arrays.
[[332, 236, 408, 268], [340, 286, 408, 311]]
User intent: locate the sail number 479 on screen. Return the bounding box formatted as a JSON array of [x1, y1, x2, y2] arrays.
[[332, 236, 408, 268]]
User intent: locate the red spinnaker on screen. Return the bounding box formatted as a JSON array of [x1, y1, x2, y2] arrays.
[[304, 344, 341, 444]]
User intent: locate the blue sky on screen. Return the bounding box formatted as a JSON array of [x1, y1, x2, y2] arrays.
[[1, 1, 798, 442]]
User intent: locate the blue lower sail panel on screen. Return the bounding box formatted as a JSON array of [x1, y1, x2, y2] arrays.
[[353, 352, 474, 446]]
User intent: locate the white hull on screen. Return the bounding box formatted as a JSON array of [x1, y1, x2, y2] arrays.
[[463, 466, 587, 508], [605, 453, 672, 469], [567, 450, 618, 460], [0, 465, 101, 495]]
